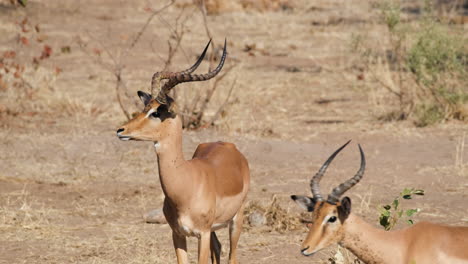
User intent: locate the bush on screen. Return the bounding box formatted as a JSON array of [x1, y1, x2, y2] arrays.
[[356, 0, 467, 126]]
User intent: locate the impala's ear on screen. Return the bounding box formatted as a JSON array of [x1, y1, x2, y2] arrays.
[[137, 91, 152, 106], [338, 197, 352, 223], [291, 195, 316, 212]]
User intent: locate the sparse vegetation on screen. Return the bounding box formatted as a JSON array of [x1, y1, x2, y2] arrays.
[[1, 1, 467, 263], [0, 17, 61, 117], [354, 0, 467, 126]]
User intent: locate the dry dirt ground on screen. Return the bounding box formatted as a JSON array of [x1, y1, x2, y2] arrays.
[[0, 0, 467, 263]]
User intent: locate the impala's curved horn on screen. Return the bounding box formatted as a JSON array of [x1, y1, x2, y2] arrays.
[[327, 144, 366, 204], [154, 39, 227, 105], [179, 39, 211, 75], [310, 140, 351, 201], [151, 40, 212, 103]]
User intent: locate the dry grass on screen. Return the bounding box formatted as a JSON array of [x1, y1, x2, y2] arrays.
[[455, 132, 467, 177], [244, 195, 306, 233]]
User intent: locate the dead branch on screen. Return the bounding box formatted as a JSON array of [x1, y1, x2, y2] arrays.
[[124, 0, 175, 58], [115, 70, 131, 119], [79, 0, 176, 121], [197, 0, 216, 70], [206, 77, 237, 127], [150, 7, 192, 96], [194, 63, 237, 125]]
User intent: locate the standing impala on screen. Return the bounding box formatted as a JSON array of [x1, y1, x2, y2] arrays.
[[291, 141, 468, 264], [117, 40, 250, 264]]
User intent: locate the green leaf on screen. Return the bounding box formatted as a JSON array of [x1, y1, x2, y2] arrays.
[[407, 219, 414, 225], [413, 189, 425, 195], [402, 194, 412, 199], [401, 188, 412, 196], [392, 199, 399, 209], [406, 209, 419, 216], [379, 215, 390, 229], [383, 205, 391, 210]]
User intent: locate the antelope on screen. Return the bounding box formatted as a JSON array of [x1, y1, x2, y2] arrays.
[[116, 40, 250, 264], [291, 141, 468, 264]]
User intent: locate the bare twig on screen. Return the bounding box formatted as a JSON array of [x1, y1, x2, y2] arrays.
[[151, 8, 191, 96], [115, 70, 131, 119], [368, 66, 402, 98], [206, 77, 237, 127], [193, 63, 237, 126], [197, 0, 216, 70], [124, 0, 175, 58]]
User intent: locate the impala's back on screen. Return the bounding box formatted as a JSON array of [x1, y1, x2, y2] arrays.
[[405, 222, 468, 263]]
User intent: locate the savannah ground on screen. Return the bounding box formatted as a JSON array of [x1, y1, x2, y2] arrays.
[[0, 0, 467, 263]]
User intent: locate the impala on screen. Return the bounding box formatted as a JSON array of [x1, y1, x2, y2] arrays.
[[291, 141, 468, 264], [116, 40, 250, 264]]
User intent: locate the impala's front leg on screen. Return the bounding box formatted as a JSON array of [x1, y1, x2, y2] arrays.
[[172, 231, 188, 264], [198, 232, 211, 264]]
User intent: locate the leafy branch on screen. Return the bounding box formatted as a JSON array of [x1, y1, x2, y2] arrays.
[[378, 188, 425, 230]]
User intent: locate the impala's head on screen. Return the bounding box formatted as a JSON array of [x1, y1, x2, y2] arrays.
[[291, 141, 365, 256], [116, 39, 227, 142]]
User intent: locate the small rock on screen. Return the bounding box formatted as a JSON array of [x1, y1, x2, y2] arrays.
[[144, 208, 167, 224], [248, 211, 266, 227]]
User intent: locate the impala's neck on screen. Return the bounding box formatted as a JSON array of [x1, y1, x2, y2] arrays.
[[153, 116, 189, 199], [340, 214, 405, 264]]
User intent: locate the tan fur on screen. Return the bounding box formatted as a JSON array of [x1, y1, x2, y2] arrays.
[[300, 201, 468, 264], [118, 99, 250, 264]]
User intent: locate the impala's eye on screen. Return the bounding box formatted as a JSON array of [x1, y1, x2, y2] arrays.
[[328, 216, 337, 223], [151, 111, 160, 118]]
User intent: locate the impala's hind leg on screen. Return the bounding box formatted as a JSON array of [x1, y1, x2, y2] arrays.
[[210, 231, 221, 264], [228, 203, 245, 264]]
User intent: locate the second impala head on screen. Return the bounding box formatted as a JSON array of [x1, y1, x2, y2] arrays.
[[290, 141, 365, 256], [116, 91, 176, 142]]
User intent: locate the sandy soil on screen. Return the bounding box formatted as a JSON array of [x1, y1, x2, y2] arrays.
[[0, 0, 467, 263]]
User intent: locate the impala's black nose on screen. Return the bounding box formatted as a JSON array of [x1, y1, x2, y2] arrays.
[[116, 128, 124, 134]]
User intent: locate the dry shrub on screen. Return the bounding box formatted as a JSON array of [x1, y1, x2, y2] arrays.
[[244, 195, 307, 233], [0, 18, 60, 118], [353, 0, 467, 126], [79, 1, 237, 129]]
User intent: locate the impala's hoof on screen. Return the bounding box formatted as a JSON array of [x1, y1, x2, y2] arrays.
[[144, 208, 167, 224]]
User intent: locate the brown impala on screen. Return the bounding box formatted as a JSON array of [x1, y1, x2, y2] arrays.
[[291, 141, 468, 264], [117, 40, 250, 264]]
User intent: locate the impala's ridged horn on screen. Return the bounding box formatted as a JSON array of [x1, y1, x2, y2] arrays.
[[151, 39, 211, 103], [310, 140, 351, 201], [327, 144, 366, 204], [153, 39, 227, 105]]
